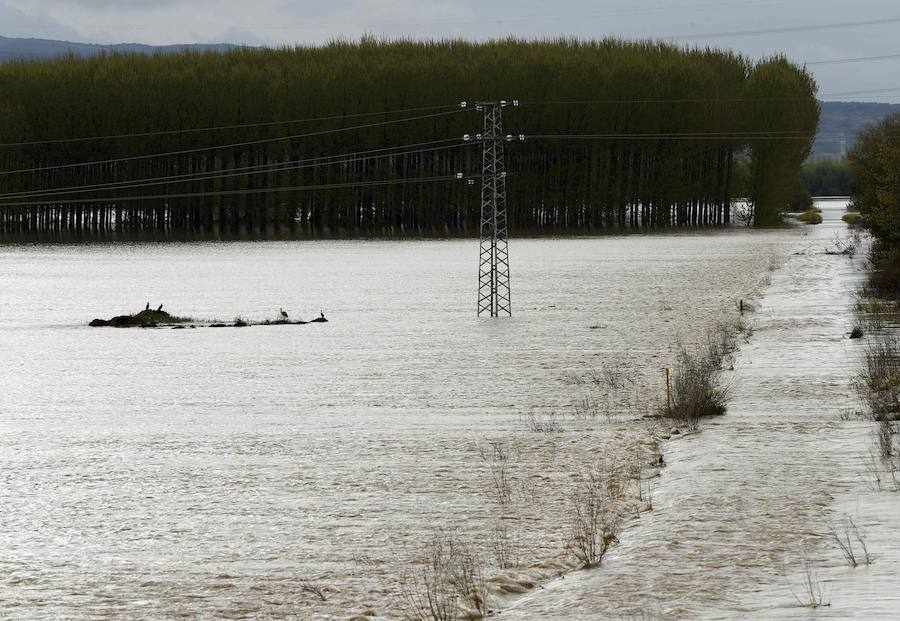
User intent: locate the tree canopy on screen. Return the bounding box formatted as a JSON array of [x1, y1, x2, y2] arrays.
[[849, 113, 900, 294], [0, 38, 819, 237]]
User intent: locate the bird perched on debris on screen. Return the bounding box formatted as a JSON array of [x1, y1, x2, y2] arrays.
[[280, 308, 289, 320], [157, 304, 163, 312], [145, 302, 150, 310]]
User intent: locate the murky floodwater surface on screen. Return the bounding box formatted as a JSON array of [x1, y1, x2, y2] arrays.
[[3, 203, 890, 619]]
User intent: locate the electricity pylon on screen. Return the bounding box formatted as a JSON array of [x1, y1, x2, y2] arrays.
[[463, 100, 520, 317]]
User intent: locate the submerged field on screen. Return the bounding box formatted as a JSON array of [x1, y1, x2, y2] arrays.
[[502, 201, 900, 619], [1, 218, 802, 619]]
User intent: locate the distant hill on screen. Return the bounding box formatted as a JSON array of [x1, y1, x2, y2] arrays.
[[0, 35, 242, 62], [814, 101, 900, 159]]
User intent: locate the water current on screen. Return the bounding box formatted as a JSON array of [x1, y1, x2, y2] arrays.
[[503, 202, 899, 620], [3, 202, 886, 619]]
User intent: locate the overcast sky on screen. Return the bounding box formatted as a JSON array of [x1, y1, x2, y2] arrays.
[[2, 0, 899, 102]]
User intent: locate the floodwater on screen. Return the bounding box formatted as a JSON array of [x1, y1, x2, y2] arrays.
[[1, 206, 874, 620], [503, 201, 900, 620]]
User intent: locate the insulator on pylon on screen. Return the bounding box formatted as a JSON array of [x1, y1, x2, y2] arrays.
[[518, 134, 525, 141], [512, 99, 519, 107], [467, 179, 475, 185], [476, 133, 483, 140], [460, 101, 467, 108], [463, 134, 471, 141], [456, 172, 463, 179], [505, 135, 513, 141]]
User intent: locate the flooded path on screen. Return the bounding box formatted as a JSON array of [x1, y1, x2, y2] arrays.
[[503, 202, 900, 620]]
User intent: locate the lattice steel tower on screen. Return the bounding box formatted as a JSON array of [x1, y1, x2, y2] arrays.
[[472, 100, 518, 317]]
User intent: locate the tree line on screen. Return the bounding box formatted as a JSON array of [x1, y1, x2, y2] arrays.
[[800, 159, 853, 197], [849, 114, 900, 295], [0, 38, 819, 238]]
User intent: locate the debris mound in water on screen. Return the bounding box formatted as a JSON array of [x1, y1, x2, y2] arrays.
[[89, 309, 190, 327], [89, 309, 327, 328]]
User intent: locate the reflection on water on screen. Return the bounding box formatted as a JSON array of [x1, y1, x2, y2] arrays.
[[1, 224, 796, 618]]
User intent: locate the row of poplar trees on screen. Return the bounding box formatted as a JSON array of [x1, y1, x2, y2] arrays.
[[0, 37, 819, 237]]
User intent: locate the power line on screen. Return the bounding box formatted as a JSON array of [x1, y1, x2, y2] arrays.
[[0, 103, 460, 148], [3, 89, 885, 152], [0, 138, 462, 199], [669, 16, 900, 40], [0, 108, 468, 176], [526, 133, 823, 140], [0, 141, 472, 201], [823, 86, 900, 96], [807, 53, 900, 66], [4, 128, 852, 202], [0, 175, 461, 208], [522, 87, 900, 107]]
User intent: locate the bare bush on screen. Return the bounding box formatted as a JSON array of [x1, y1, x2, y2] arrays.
[[860, 333, 900, 421], [299, 579, 328, 601], [516, 474, 541, 506], [478, 440, 515, 505], [573, 361, 646, 421], [597, 362, 627, 391], [826, 232, 858, 257], [786, 558, 831, 609], [400, 565, 458, 621], [572, 393, 604, 421], [663, 339, 729, 428], [838, 408, 863, 421], [827, 516, 871, 567], [875, 418, 895, 459], [706, 321, 739, 369], [863, 450, 900, 492], [567, 467, 621, 568], [400, 532, 489, 621], [489, 516, 523, 569], [522, 411, 564, 433]]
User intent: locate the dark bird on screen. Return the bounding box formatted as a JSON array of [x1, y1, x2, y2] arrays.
[[145, 302, 150, 310], [280, 307, 289, 320], [157, 304, 163, 312], [319, 310, 325, 319]]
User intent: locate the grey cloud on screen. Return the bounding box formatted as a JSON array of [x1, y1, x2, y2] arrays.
[[0, 3, 81, 39]]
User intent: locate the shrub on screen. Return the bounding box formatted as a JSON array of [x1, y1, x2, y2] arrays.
[[789, 183, 814, 212], [400, 532, 488, 621], [869, 244, 900, 295], [797, 209, 823, 224], [860, 334, 900, 421], [827, 517, 871, 567], [842, 212, 863, 226], [663, 340, 729, 427], [478, 440, 515, 505], [488, 518, 523, 569], [567, 467, 621, 568]]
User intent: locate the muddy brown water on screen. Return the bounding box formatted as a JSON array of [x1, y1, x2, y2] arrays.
[[503, 201, 899, 620], [2, 206, 872, 619]]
